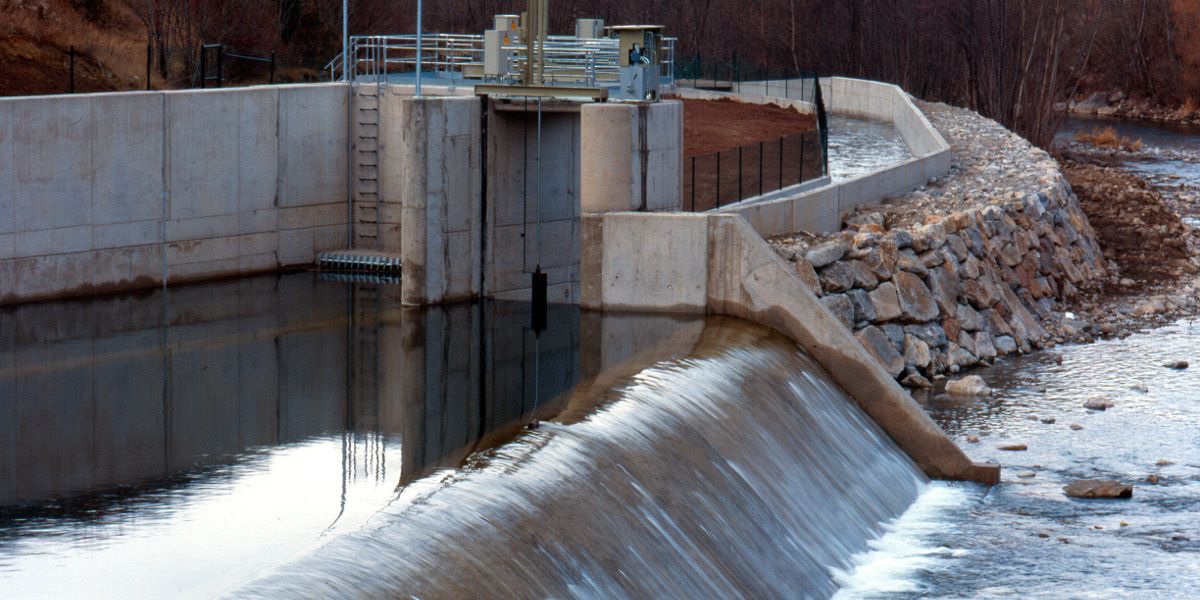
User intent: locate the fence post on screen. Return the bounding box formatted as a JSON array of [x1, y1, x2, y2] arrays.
[[800, 133, 806, 183], [199, 46, 206, 88], [716, 152, 721, 209], [759, 141, 764, 196], [779, 137, 784, 189], [216, 45, 224, 88], [69, 46, 75, 93], [145, 43, 152, 90], [691, 156, 696, 212]]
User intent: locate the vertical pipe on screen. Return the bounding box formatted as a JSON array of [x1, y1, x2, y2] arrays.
[[342, 0, 349, 82], [216, 45, 224, 88], [199, 47, 207, 89], [69, 46, 75, 94], [416, 0, 424, 96], [535, 97, 542, 269]]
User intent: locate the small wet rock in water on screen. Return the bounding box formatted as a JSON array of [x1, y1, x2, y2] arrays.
[[945, 375, 992, 396], [1063, 480, 1134, 499], [1038, 531, 1051, 538], [999, 443, 1029, 451], [1084, 397, 1115, 410], [1120, 521, 1130, 527], [1025, 415, 1040, 421], [1163, 360, 1189, 370], [1040, 416, 1057, 424], [1057, 536, 1071, 544], [1070, 423, 1085, 430], [1130, 383, 1149, 393], [966, 435, 981, 443], [1017, 471, 1037, 478], [1147, 474, 1164, 485], [1156, 459, 1175, 466]]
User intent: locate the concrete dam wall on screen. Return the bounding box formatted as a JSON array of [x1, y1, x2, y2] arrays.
[[0, 84, 351, 304]]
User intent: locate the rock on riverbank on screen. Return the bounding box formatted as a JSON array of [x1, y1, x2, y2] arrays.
[[772, 102, 1106, 383]]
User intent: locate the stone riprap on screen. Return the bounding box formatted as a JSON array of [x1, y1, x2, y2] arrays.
[[772, 102, 1107, 386]]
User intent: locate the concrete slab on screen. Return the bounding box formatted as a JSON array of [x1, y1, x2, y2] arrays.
[[91, 93, 165, 226], [0, 100, 11, 235], [166, 91, 241, 220], [236, 88, 279, 213], [13, 95, 93, 232], [581, 103, 637, 213], [278, 85, 349, 208]]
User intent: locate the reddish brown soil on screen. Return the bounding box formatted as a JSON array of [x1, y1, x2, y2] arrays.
[[0, 33, 122, 96], [678, 98, 816, 158], [1063, 161, 1194, 284]]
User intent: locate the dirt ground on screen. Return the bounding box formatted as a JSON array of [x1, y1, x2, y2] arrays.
[[677, 98, 816, 157], [1062, 160, 1196, 286]]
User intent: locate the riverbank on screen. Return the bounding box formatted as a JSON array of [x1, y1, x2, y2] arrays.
[[770, 101, 1200, 389], [1067, 91, 1200, 126], [771, 101, 1105, 388]]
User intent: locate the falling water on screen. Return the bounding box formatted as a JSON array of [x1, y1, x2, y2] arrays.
[[239, 319, 927, 599]]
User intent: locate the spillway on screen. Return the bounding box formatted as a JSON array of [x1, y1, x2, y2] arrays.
[[239, 318, 927, 598]]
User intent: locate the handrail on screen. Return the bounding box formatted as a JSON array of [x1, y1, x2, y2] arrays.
[[326, 33, 677, 88]]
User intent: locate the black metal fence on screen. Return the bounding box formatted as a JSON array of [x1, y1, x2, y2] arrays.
[[199, 44, 278, 88], [677, 66, 831, 212], [684, 130, 825, 212]]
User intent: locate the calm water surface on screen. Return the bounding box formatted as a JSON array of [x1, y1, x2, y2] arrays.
[[0, 274, 693, 598]]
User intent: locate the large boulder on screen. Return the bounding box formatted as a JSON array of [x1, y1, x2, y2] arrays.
[[868, 282, 903, 322], [805, 241, 848, 268], [855, 325, 906, 378], [894, 271, 939, 322], [945, 375, 992, 396]]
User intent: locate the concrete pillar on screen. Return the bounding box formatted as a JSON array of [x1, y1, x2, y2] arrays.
[[643, 100, 683, 212], [392, 96, 483, 306], [580, 103, 639, 213]]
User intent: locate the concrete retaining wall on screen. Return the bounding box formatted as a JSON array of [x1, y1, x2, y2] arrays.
[[0, 84, 350, 305], [703, 77, 951, 238], [580, 210, 998, 484]]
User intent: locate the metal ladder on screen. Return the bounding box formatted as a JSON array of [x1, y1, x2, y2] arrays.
[[351, 43, 383, 250]]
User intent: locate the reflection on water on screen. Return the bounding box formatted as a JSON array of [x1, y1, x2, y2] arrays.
[[238, 319, 926, 599], [828, 115, 912, 182], [0, 274, 694, 599]]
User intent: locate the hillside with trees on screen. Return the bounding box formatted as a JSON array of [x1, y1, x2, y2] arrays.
[[4, 0, 1199, 146]]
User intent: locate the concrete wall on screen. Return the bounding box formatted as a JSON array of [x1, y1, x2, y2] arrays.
[[486, 104, 582, 304], [377, 95, 483, 306], [703, 77, 951, 238], [580, 210, 999, 484], [0, 84, 350, 305], [581, 100, 683, 214]]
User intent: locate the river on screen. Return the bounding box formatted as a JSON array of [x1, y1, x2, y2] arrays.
[[832, 117, 1200, 599]]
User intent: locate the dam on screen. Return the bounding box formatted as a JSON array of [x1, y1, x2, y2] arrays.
[[0, 6, 1017, 598]]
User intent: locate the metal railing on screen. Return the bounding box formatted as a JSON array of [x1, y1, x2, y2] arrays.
[[325, 33, 677, 88], [684, 130, 825, 212]]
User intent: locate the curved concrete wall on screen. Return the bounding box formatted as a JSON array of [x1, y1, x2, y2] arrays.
[[700, 77, 951, 238], [580, 210, 998, 484]]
